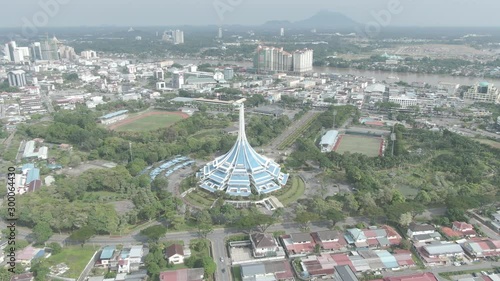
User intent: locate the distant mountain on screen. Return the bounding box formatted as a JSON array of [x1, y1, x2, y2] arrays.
[[263, 10, 358, 29]]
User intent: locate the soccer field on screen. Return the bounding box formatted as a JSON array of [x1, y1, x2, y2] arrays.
[[334, 134, 383, 157], [113, 111, 188, 132]]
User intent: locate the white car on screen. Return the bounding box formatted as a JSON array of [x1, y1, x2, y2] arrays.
[[220, 257, 224, 262]]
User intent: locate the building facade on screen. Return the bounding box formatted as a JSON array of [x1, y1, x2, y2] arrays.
[[197, 104, 289, 196], [464, 82, 500, 103], [8, 70, 27, 87]]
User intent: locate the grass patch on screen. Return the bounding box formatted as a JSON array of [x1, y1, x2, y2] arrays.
[[190, 238, 211, 257], [278, 112, 321, 150], [335, 134, 382, 157], [476, 138, 500, 149], [226, 234, 250, 243], [115, 113, 184, 132], [184, 190, 216, 208], [46, 245, 99, 278], [275, 176, 305, 205], [232, 266, 242, 281]]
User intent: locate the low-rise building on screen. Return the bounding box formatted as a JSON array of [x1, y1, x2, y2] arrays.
[[462, 239, 500, 259], [166, 244, 185, 264], [250, 233, 281, 258], [407, 223, 436, 238], [240, 260, 294, 281], [281, 233, 315, 256], [159, 268, 205, 281]]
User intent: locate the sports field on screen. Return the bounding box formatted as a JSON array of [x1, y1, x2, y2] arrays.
[[111, 111, 189, 132], [334, 134, 383, 157]]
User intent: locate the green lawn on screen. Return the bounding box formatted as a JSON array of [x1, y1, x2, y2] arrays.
[[232, 266, 242, 281], [335, 134, 382, 157], [275, 176, 305, 205], [46, 246, 99, 278], [115, 113, 184, 132], [184, 190, 216, 208]]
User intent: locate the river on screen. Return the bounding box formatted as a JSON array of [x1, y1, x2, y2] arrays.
[[171, 58, 500, 86]]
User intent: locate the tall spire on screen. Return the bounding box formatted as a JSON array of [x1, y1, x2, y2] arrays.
[[238, 103, 247, 142]]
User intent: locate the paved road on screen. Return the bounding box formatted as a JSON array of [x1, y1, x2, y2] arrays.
[[263, 110, 321, 153], [470, 218, 500, 240]]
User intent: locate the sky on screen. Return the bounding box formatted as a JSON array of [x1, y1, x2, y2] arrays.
[[1, 0, 500, 28]]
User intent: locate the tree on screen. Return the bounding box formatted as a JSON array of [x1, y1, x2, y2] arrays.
[[48, 242, 62, 255], [0, 268, 10, 281], [140, 225, 167, 242], [197, 223, 213, 239], [68, 226, 95, 246], [294, 211, 320, 230], [30, 259, 50, 281], [398, 212, 413, 227], [254, 214, 276, 233], [33, 222, 53, 245], [399, 239, 411, 250], [201, 255, 216, 276], [325, 209, 345, 228]]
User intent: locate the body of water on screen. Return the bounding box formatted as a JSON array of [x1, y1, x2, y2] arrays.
[[171, 58, 500, 86]]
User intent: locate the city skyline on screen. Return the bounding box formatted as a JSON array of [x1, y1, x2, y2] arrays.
[[1, 0, 500, 28]]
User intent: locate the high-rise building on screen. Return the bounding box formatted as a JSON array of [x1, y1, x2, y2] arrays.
[[280, 27, 285, 36], [172, 72, 184, 89], [464, 82, 500, 103], [40, 37, 59, 61], [163, 30, 184, 44], [14, 47, 30, 63], [173, 30, 184, 44], [8, 70, 27, 87], [30, 42, 43, 61], [6, 41, 16, 62], [197, 104, 289, 197], [81, 50, 97, 59], [223, 67, 234, 80], [253, 45, 310, 74], [154, 68, 164, 80], [292, 48, 314, 73], [59, 45, 77, 61], [218, 27, 223, 38]]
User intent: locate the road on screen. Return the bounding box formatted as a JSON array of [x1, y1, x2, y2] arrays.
[[470, 218, 500, 240], [263, 110, 321, 153]]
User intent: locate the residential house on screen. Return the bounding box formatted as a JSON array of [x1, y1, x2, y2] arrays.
[[407, 223, 435, 238], [462, 239, 500, 259], [250, 232, 280, 258], [311, 230, 347, 251], [281, 233, 315, 256], [415, 242, 464, 266], [240, 260, 294, 281], [452, 221, 477, 237], [159, 268, 204, 281], [97, 246, 117, 268], [344, 228, 367, 248], [166, 244, 185, 264], [382, 272, 438, 281]]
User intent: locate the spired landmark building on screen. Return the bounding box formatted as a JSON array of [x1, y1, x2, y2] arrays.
[[197, 104, 289, 197]]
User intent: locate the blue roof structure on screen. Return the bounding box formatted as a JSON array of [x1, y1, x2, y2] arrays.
[[26, 168, 40, 184], [99, 110, 129, 120], [197, 104, 288, 196], [100, 246, 116, 260]]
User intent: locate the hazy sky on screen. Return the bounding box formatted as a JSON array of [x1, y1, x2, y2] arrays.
[[1, 0, 499, 27]]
